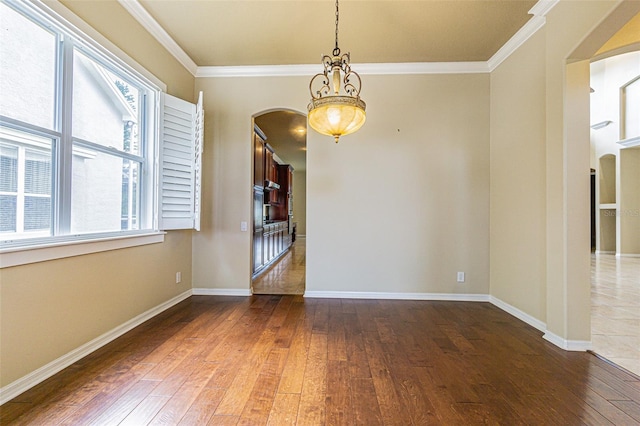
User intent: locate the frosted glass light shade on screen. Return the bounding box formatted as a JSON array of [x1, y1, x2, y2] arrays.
[[308, 95, 366, 143]]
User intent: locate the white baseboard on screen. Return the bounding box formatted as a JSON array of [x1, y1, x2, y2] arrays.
[[543, 331, 592, 351], [596, 250, 616, 255], [192, 288, 252, 296], [616, 253, 640, 258], [0, 289, 192, 405], [303, 291, 490, 302], [489, 296, 547, 332]]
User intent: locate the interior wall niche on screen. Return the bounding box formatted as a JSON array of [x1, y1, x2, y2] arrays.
[[598, 154, 617, 253], [619, 148, 640, 254], [598, 154, 617, 204]]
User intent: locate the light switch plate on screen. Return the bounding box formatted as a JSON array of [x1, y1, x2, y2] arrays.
[[240, 221, 248, 232]]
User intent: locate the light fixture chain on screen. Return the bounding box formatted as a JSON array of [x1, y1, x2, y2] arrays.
[[334, 0, 340, 56]]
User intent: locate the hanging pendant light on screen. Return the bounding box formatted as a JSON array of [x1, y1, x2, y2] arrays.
[[308, 0, 366, 143]]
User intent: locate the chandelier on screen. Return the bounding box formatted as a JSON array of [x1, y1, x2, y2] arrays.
[[308, 0, 366, 143]]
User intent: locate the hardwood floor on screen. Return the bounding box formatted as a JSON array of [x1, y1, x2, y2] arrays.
[[591, 253, 640, 376], [252, 238, 305, 295], [3, 295, 640, 425]]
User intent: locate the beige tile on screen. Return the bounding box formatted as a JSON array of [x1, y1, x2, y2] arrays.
[[591, 254, 640, 376]]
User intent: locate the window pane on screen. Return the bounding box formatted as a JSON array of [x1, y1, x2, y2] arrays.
[[0, 127, 53, 239], [0, 145, 18, 192], [24, 196, 51, 231], [25, 149, 52, 194], [0, 195, 17, 232], [73, 49, 141, 155], [71, 148, 140, 233], [0, 3, 56, 129], [624, 78, 639, 139]]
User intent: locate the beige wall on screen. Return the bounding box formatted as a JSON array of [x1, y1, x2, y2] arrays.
[[193, 77, 309, 290], [620, 149, 640, 254], [490, 30, 547, 320], [0, 1, 195, 388], [306, 74, 490, 294], [193, 73, 490, 295], [293, 170, 307, 236]]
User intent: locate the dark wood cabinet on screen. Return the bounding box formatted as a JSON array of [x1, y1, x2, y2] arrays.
[[272, 164, 293, 219]]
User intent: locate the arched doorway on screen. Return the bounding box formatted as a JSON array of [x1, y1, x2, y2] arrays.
[[250, 109, 307, 294]]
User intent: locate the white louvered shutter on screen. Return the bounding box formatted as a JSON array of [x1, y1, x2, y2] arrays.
[[159, 92, 203, 230], [194, 92, 203, 231]]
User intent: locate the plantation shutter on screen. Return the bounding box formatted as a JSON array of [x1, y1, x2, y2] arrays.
[[159, 91, 204, 230]]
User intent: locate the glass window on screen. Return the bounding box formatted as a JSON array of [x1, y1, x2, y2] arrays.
[[0, 127, 53, 239], [0, 2, 57, 130], [0, 1, 158, 246]]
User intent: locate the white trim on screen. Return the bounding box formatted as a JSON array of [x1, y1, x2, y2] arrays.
[[616, 253, 640, 258], [617, 136, 640, 148], [0, 232, 165, 268], [528, 0, 560, 18], [197, 64, 317, 78], [192, 288, 252, 297], [487, 15, 547, 71], [591, 120, 613, 130], [356, 62, 489, 75], [303, 291, 490, 301], [596, 250, 616, 255], [116, 0, 198, 76], [489, 296, 547, 332], [543, 331, 592, 351], [197, 62, 490, 78], [0, 290, 192, 405]]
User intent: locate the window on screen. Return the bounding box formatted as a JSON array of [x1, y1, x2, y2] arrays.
[[0, 1, 201, 254]]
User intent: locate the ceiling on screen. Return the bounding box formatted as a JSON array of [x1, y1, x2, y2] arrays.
[[255, 111, 307, 172], [132, 0, 539, 170], [136, 0, 538, 66]]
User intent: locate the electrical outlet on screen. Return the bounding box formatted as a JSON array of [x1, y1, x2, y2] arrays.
[[240, 221, 248, 232], [457, 272, 465, 283], [176, 271, 182, 284]]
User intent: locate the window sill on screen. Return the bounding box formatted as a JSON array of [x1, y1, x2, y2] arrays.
[[0, 232, 166, 268]]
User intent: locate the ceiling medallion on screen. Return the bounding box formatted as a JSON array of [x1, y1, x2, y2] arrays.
[[307, 0, 366, 143]]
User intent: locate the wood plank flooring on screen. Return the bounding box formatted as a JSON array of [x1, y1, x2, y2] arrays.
[[591, 253, 640, 376], [3, 295, 640, 425]]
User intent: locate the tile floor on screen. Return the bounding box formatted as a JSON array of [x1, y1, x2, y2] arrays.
[[591, 253, 640, 376], [252, 237, 306, 295]]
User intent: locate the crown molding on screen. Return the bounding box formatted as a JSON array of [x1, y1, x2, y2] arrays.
[[197, 61, 490, 78], [487, 15, 547, 71], [117, 0, 198, 76], [196, 64, 318, 78], [487, 0, 559, 70], [529, 0, 560, 18]]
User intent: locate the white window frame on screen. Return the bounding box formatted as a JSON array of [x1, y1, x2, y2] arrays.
[[0, 0, 202, 268]]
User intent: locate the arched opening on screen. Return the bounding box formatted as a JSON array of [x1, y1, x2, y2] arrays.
[[250, 109, 307, 295]]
